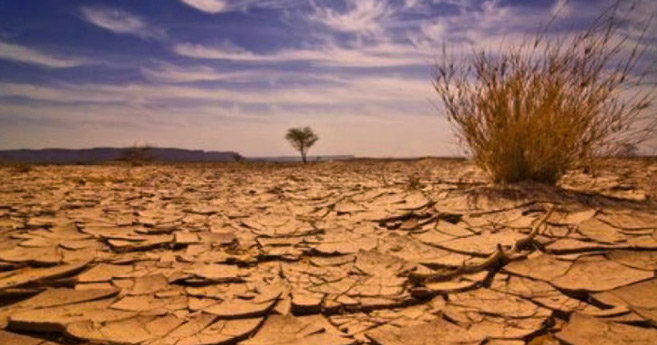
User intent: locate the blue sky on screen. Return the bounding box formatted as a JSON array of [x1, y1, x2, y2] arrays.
[[0, 0, 655, 156]]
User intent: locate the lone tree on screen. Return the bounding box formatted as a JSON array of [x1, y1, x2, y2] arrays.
[[285, 127, 319, 164]]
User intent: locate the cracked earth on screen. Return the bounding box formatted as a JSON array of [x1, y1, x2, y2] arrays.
[[1, 158, 657, 345]]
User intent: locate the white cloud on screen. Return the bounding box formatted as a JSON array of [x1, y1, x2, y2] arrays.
[[309, 0, 394, 34], [0, 41, 84, 68], [420, 21, 446, 41], [140, 62, 342, 84], [174, 42, 259, 61], [140, 63, 254, 83], [407, 0, 557, 53], [80, 7, 164, 39], [0, 73, 433, 107], [178, 0, 297, 14], [173, 41, 428, 67], [403, 0, 421, 9], [179, 0, 227, 13]]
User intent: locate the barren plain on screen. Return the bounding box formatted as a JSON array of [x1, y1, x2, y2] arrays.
[[1, 159, 657, 345]]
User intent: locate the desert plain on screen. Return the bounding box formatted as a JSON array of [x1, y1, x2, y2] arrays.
[[1, 158, 657, 345]]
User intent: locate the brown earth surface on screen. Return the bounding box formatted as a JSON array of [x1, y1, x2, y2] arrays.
[[1, 158, 656, 345]]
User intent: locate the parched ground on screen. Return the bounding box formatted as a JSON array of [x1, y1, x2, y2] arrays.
[[1, 158, 656, 345]]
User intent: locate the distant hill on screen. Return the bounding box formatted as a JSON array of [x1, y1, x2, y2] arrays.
[[0, 147, 242, 164]]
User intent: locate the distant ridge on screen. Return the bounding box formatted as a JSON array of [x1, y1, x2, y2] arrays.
[[0, 147, 242, 164]]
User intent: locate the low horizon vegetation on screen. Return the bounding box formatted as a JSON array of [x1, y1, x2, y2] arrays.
[[433, 1, 657, 184], [117, 143, 155, 166]]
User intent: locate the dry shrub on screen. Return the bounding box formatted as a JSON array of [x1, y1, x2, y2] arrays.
[[118, 144, 154, 166], [406, 173, 424, 190], [434, 2, 657, 184], [9, 162, 33, 174]]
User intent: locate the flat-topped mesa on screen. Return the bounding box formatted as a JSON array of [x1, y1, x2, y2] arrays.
[[0, 147, 242, 163]]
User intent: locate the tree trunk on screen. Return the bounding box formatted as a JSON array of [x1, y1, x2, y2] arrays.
[[300, 146, 307, 164]]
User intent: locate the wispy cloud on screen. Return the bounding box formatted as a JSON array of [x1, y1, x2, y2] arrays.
[[140, 63, 252, 83], [80, 7, 164, 40], [0, 41, 84, 68], [140, 62, 339, 84], [178, 0, 298, 13], [0, 74, 432, 107], [179, 0, 228, 14], [309, 0, 394, 34], [173, 1, 577, 70], [407, 0, 559, 53], [173, 41, 428, 67]]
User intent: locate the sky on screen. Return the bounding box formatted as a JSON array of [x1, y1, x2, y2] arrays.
[[0, 0, 655, 157]]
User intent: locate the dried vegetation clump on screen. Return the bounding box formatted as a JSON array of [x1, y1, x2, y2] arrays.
[[0, 162, 34, 174], [434, 3, 657, 184], [117, 144, 155, 167]]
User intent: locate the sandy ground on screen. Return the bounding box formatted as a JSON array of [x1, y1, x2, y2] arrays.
[[0, 158, 656, 345]]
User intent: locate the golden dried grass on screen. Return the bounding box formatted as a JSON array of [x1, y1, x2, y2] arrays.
[[434, 2, 656, 184]]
